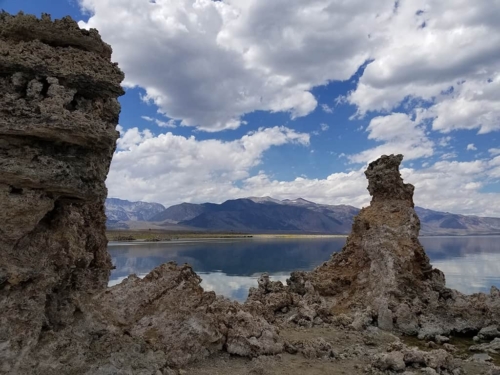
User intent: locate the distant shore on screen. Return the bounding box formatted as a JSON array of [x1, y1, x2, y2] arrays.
[[105, 230, 347, 242], [106, 229, 500, 242]]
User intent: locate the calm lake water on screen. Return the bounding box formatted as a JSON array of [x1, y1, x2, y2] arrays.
[[108, 236, 500, 302]]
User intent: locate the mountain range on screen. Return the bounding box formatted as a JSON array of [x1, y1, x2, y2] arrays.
[[105, 198, 166, 225], [105, 197, 500, 235]]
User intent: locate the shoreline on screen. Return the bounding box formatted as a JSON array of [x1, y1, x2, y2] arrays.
[[106, 230, 500, 243], [106, 230, 348, 242]]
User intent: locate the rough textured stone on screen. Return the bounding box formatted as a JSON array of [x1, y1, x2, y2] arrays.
[[0, 12, 122, 372], [247, 154, 500, 340], [377, 300, 394, 331], [435, 335, 450, 344], [373, 345, 456, 374], [373, 351, 406, 372], [394, 303, 419, 335], [478, 326, 500, 340], [0, 14, 282, 374], [469, 338, 500, 353], [306, 154, 445, 312], [0, 12, 113, 59]]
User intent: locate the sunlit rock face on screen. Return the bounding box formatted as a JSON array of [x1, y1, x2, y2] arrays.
[[308, 154, 443, 309], [0, 11, 124, 371], [304, 154, 500, 335], [249, 154, 500, 336]]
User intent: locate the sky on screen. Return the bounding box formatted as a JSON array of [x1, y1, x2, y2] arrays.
[[3, 0, 500, 216]]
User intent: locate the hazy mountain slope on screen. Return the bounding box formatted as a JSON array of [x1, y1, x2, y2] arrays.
[[180, 199, 354, 233], [106, 197, 500, 235], [149, 202, 207, 223], [415, 207, 500, 235], [105, 198, 166, 225], [276, 198, 360, 226]]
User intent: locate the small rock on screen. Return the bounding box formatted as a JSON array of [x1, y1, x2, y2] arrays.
[[394, 304, 419, 335], [377, 302, 394, 331], [435, 335, 450, 344], [473, 336, 480, 342], [470, 353, 493, 363], [373, 351, 406, 372], [443, 343, 457, 353], [470, 337, 500, 353], [403, 348, 426, 367], [313, 316, 324, 326], [331, 313, 353, 327], [387, 341, 404, 352], [423, 349, 453, 371], [421, 368, 439, 375], [478, 326, 500, 340], [351, 310, 373, 331], [426, 341, 439, 349], [284, 342, 298, 354]]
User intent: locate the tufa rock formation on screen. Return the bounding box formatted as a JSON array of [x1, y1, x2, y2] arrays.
[[0, 13, 281, 374], [307, 154, 500, 337], [308, 154, 440, 308], [249, 154, 500, 338], [306, 153, 447, 332], [0, 11, 124, 371]]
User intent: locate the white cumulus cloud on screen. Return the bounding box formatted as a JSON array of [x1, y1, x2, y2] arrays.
[[348, 113, 434, 163], [78, 0, 392, 131]]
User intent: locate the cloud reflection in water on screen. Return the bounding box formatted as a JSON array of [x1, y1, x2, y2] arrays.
[[108, 236, 500, 301]]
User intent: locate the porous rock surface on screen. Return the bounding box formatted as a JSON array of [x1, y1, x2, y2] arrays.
[[0, 13, 281, 374], [249, 155, 500, 338], [0, 11, 123, 373]]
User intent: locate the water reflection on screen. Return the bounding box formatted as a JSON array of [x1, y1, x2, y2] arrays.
[[108, 236, 500, 301], [421, 236, 500, 294]]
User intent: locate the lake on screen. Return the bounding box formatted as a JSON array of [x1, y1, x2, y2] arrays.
[[108, 236, 500, 302]]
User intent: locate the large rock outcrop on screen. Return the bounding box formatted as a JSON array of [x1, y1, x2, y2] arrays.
[[0, 13, 282, 374], [308, 154, 439, 308], [249, 155, 500, 338], [0, 12, 124, 371]]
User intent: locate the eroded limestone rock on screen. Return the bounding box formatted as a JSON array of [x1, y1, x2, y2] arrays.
[[0, 13, 282, 374], [248, 154, 500, 339], [0, 11, 123, 372]]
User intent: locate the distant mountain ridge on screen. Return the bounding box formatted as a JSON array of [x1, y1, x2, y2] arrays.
[[177, 198, 357, 233], [105, 198, 166, 224], [149, 202, 207, 223], [105, 197, 500, 235]]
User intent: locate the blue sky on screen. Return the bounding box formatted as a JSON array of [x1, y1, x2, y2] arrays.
[[4, 0, 500, 216]]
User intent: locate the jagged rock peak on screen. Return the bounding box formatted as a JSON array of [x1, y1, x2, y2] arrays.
[[365, 154, 415, 204], [250, 153, 500, 340]]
